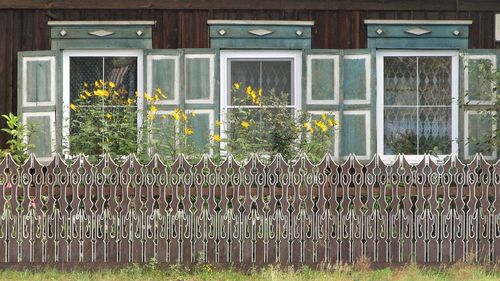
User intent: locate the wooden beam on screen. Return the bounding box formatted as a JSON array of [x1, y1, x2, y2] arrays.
[[0, 0, 497, 11]]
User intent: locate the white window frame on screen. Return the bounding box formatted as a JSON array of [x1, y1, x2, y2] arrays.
[[219, 50, 302, 151], [376, 50, 459, 163], [62, 49, 144, 156]]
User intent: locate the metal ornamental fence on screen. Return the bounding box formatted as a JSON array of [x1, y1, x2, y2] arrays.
[[0, 153, 498, 266]]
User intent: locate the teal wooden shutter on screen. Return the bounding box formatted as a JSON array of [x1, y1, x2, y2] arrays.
[[340, 50, 374, 160], [145, 49, 218, 155], [146, 49, 181, 106], [461, 49, 499, 160], [304, 49, 374, 160], [17, 51, 59, 162], [304, 50, 341, 158], [145, 49, 181, 155], [183, 49, 218, 154]]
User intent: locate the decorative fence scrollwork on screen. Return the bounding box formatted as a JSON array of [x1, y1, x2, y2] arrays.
[[0, 153, 498, 266]]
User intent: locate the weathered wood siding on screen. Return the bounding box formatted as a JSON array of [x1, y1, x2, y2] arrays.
[[0, 6, 499, 145]]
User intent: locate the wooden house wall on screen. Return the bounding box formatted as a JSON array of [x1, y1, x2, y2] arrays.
[[0, 5, 499, 145]]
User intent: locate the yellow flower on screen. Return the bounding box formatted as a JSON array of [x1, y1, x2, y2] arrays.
[[70, 103, 76, 111], [246, 86, 252, 95], [213, 134, 221, 142], [109, 81, 116, 88], [84, 91, 92, 97], [105, 112, 112, 119], [83, 82, 88, 87], [321, 113, 327, 121], [184, 127, 193, 135], [191, 112, 196, 117], [155, 88, 167, 99], [94, 81, 100, 88], [127, 98, 134, 105], [258, 88, 263, 97], [303, 122, 310, 128], [182, 112, 188, 122], [171, 108, 181, 121], [161, 114, 168, 119], [328, 118, 338, 127], [233, 82, 241, 90], [99, 79, 105, 86], [216, 120, 222, 127], [147, 114, 155, 120], [150, 105, 157, 113], [93, 89, 109, 97], [315, 120, 327, 132], [145, 93, 153, 102], [79, 94, 87, 100], [241, 121, 250, 129]]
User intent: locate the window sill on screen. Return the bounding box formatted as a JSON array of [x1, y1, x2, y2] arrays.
[[378, 154, 456, 165]]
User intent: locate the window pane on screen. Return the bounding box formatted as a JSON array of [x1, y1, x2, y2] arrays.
[[70, 56, 137, 104], [384, 107, 418, 155], [227, 107, 295, 153], [383, 55, 454, 155], [70, 57, 103, 102], [261, 61, 291, 100], [230, 60, 292, 106], [418, 57, 452, 106], [104, 57, 137, 101], [418, 107, 451, 154], [230, 61, 260, 106], [69, 56, 138, 155], [384, 57, 417, 106]]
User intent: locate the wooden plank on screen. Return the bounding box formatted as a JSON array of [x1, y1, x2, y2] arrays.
[[210, 38, 311, 49], [6, 184, 498, 198], [51, 38, 152, 50], [151, 57, 176, 101], [209, 25, 312, 39], [0, 11, 8, 148], [185, 57, 211, 100], [340, 112, 368, 157], [367, 24, 470, 38], [49, 26, 153, 40], [188, 112, 212, 151], [310, 57, 336, 101], [24, 115, 53, 157], [369, 37, 469, 49], [343, 56, 367, 101], [0, 0, 498, 11]]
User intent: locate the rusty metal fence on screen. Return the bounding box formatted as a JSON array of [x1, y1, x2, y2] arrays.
[[0, 153, 499, 266]]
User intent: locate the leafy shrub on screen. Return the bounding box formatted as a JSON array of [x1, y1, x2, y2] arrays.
[[218, 84, 338, 162], [69, 81, 201, 162], [0, 113, 34, 163]]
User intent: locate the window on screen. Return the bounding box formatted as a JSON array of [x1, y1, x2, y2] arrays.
[[376, 50, 458, 159], [220, 51, 302, 147], [62, 50, 144, 154]]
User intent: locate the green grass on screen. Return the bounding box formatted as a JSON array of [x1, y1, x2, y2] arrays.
[[1, 262, 500, 281]]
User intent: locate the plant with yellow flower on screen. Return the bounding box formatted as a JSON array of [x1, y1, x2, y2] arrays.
[[221, 83, 338, 162], [297, 112, 338, 162], [143, 90, 202, 162], [68, 80, 138, 159]]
